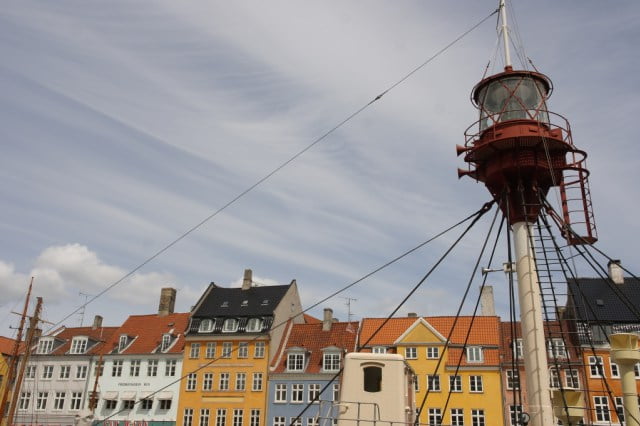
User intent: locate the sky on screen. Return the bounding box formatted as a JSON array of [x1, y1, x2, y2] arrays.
[[1, 1, 639, 335]]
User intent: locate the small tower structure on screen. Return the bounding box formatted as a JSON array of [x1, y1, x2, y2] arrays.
[[457, 2, 596, 426]]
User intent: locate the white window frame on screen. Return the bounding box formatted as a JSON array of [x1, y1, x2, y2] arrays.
[[405, 347, 417, 359], [37, 338, 54, 354], [427, 347, 439, 359], [513, 339, 523, 359], [222, 318, 239, 333], [161, 334, 172, 352], [165, 359, 177, 376], [199, 319, 214, 333], [70, 392, 82, 411], [466, 346, 484, 363], [449, 375, 462, 392], [59, 365, 71, 379], [308, 383, 321, 403], [219, 373, 230, 391], [469, 375, 483, 393], [547, 338, 567, 359], [238, 342, 249, 359], [70, 336, 88, 354], [506, 370, 519, 390], [252, 372, 263, 391], [288, 353, 305, 371], [565, 369, 580, 389], [203, 372, 213, 391], [427, 374, 440, 392], [323, 352, 341, 372], [130, 359, 141, 377], [235, 372, 246, 391], [206, 342, 216, 358], [118, 335, 129, 353], [246, 318, 263, 333], [589, 356, 604, 378], [187, 373, 197, 391], [471, 409, 485, 426], [594, 396, 610, 422], [254, 341, 265, 358], [76, 365, 88, 379], [222, 342, 233, 358], [428, 408, 442, 426], [53, 392, 65, 410], [190, 343, 201, 359], [42, 365, 54, 379], [372, 346, 386, 354], [450, 408, 463, 426], [148, 359, 158, 376], [291, 384, 304, 403], [274, 384, 287, 403]]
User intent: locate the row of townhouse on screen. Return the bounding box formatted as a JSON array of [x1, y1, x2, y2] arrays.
[[5, 263, 640, 426]]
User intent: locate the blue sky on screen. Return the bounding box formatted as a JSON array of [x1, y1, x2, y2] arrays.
[[1, 1, 638, 333]]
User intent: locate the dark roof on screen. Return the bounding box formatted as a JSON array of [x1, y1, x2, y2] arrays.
[[193, 283, 291, 317], [568, 277, 640, 322]]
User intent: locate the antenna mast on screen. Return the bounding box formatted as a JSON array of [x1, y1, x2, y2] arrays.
[[499, 0, 512, 68]]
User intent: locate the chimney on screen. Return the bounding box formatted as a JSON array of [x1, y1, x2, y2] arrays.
[[408, 312, 417, 318], [158, 288, 176, 317], [322, 308, 333, 331], [608, 260, 624, 284], [92, 315, 103, 330], [242, 269, 253, 291], [480, 285, 496, 316]]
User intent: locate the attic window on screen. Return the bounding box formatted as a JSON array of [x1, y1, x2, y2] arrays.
[[118, 335, 129, 353], [222, 318, 239, 333], [70, 336, 88, 354], [241, 300, 249, 307], [161, 334, 172, 352], [199, 319, 214, 333], [37, 337, 54, 355], [221, 301, 229, 308], [596, 299, 605, 307], [246, 318, 263, 333], [261, 299, 269, 306]]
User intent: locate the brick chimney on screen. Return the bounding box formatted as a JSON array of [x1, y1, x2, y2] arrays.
[[322, 308, 333, 331], [92, 315, 103, 330], [480, 285, 496, 316], [158, 288, 176, 317], [242, 269, 253, 291], [408, 312, 418, 318], [608, 260, 624, 284]]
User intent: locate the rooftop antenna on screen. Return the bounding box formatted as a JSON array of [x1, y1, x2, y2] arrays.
[[78, 292, 92, 326], [499, 0, 512, 68]]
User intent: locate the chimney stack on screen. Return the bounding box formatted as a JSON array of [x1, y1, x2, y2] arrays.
[[480, 285, 496, 316], [408, 312, 417, 318], [158, 288, 176, 317], [92, 315, 103, 330], [242, 269, 253, 291], [322, 308, 333, 331], [608, 260, 624, 284]]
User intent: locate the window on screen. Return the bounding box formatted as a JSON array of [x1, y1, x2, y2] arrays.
[[53, 392, 65, 410], [160, 399, 172, 410], [141, 398, 153, 410], [428, 408, 442, 426], [199, 319, 214, 333], [512, 339, 523, 359], [112, 360, 123, 377], [76, 365, 88, 379], [187, 373, 197, 391], [252, 373, 263, 391], [550, 369, 560, 388], [118, 335, 129, 352], [25, 365, 36, 379], [509, 406, 523, 426], [307, 418, 319, 426], [275, 384, 287, 402], [36, 392, 48, 410], [469, 375, 483, 392], [236, 373, 246, 391], [123, 400, 135, 410], [246, 318, 263, 333], [615, 397, 624, 424], [506, 370, 519, 390], [220, 373, 230, 390], [372, 346, 386, 354], [70, 392, 82, 410], [449, 375, 462, 392], [216, 409, 227, 426], [547, 338, 567, 359], [451, 408, 463, 426], [405, 347, 417, 359], [323, 353, 341, 371], [222, 342, 233, 358], [60, 365, 71, 379], [308, 384, 321, 403], [291, 384, 304, 402], [589, 356, 604, 377], [190, 343, 201, 359], [466, 346, 483, 363], [166, 360, 177, 376], [288, 353, 305, 371], [471, 409, 485, 426], [427, 347, 439, 359], [250, 409, 260, 426], [273, 417, 285, 426], [364, 366, 382, 392], [130, 359, 141, 376], [161, 333, 172, 352], [594, 396, 610, 422], [635, 363, 640, 378], [201, 408, 211, 426], [610, 361, 620, 378], [203, 373, 213, 391], [238, 342, 249, 358], [290, 418, 301, 426], [333, 384, 340, 401], [254, 342, 265, 358], [206, 342, 216, 358], [565, 369, 580, 388], [223, 318, 239, 333], [414, 376, 419, 392], [37, 338, 54, 354], [233, 409, 243, 426], [105, 399, 117, 410], [148, 359, 158, 376], [94, 360, 104, 377], [42, 365, 54, 379], [427, 374, 441, 391], [184, 408, 194, 426], [19, 392, 31, 410]]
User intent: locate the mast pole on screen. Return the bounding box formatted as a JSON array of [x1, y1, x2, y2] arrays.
[[499, 0, 512, 68]]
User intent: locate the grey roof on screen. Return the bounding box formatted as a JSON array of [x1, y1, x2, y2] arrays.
[[193, 283, 291, 318], [567, 277, 640, 323]]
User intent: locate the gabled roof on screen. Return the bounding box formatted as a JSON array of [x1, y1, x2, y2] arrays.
[[567, 277, 640, 322], [99, 312, 190, 355], [192, 283, 292, 318], [0, 336, 19, 356], [271, 321, 359, 374], [32, 326, 119, 356], [393, 317, 447, 344]]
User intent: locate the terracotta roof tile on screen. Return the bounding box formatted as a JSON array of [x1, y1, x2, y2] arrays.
[[303, 314, 321, 324], [49, 326, 119, 355], [0, 336, 18, 356]]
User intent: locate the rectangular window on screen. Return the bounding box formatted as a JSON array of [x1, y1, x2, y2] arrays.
[[70, 392, 82, 410], [589, 356, 604, 377], [201, 408, 211, 426], [509, 405, 523, 426], [372, 346, 386, 354], [469, 375, 483, 393], [148, 359, 158, 376], [451, 408, 464, 426], [166, 360, 177, 376], [220, 373, 230, 390], [594, 396, 610, 422], [141, 398, 153, 410], [94, 360, 104, 377], [187, 373, 197, 391], [53, 392, 65, 410], [547, 338, 567, 359], [105, 400, 117, 410], [184, 408, 194, 426], [635, 363, 640, 378], [307, 418, 319, 426], [203, 372, 213, 391], [112, 360, 123, 377], [615, 397, 624, 424], [123, 400, 135, 410], [565, 369, 580, 388], [76, 365, 88, 379], [275, 384, 287, 402], [254, 342, 265, 358], [288, 353, 305, 371], [405, 347, 417, 359], [70, 337, 88, 354], [610, 361, 620, 378], [250, 409, 260, 426], [290, 418, 301, 426], [130, 359, 141, 377], [466, 346, 483, 363], [252, 373, 263, 391], [449, 375, 462, 392], [273, 417, 285, 426], [160, 399, 172, 410], [206, 342, 216, 358], [427, 374, 440, 392], [471, 409, 485, 426], [512, 339, 523, 359], [506, 370, 520, 390], [238, 342, 249, 358], [25, 365, 36, 379], [308, 383, 321, 403], [236, 372, 246, 391], [291, 384, 304, 403], [58, 365, 70, 379], [233, 409, 243, 426], [42, 365, 54, 379], [550, 369, 560, 388], [323, 353, 340, 371], [36, 392, 48, 410], [190, 343, 201, 359], [427, 347, 439, 359], [222, 342, 233, 358], [19, 392, 31, 410], [428, 408, 442, 426], [333, 384, 340, 402], [37, 338, 54, 354], [217, 409, 227, 426]]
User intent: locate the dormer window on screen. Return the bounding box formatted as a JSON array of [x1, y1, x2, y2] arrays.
[[160, 334, 172, 352], [287, 353, 305, 372], [118, 335, 129, 353], [221, 301, 229, 308], [222, 318, 238, 333], [70, 336, 88, 354], [241, 300, 249, 307], [261, 299, 269, 306], [323, 352, 341, 372], [246, 318, 263, 333], [37, 337, 54, 355], [198, 319, 214, 333], [466, 346, 484, 363]]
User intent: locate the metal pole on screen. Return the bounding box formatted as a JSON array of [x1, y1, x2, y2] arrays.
[[499, 0, 512, 68], [513, 222, 554, 426]]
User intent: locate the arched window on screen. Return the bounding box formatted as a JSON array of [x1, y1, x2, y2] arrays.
[[222, 318, 239, 333], [363, 366, 382, 393], [198, 319, 214, 333], [246, 318, 263, 333]]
